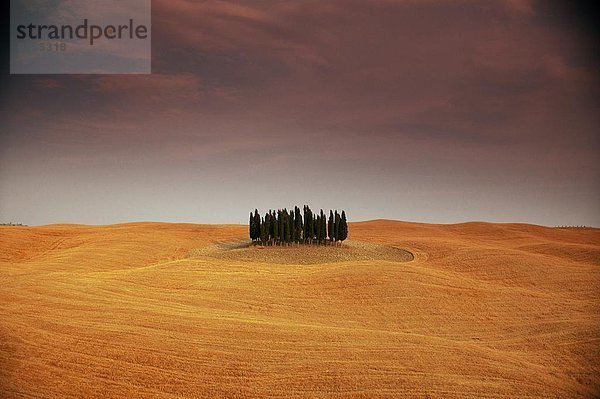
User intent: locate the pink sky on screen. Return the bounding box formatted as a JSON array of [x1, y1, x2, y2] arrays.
[[1, 0, 598, 226]]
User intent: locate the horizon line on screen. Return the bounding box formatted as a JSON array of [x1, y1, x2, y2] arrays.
[[2, 219, 597, 229]]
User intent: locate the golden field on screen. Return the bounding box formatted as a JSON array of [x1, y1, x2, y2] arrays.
[[0, 220, 599, 398]]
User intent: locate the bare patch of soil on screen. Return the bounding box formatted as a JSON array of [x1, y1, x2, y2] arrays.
[[187, 240, 414, 264]]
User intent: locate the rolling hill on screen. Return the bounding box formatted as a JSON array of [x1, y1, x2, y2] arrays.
[[0, 221, 598, 398]]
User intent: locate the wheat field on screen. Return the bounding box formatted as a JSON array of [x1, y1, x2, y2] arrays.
[[0, 220, 599, 398]]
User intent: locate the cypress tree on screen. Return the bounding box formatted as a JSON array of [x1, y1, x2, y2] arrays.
[[283, 210, 286, 243], [273, 211, 279, 245], [250, 209, 260, 242], [289, 211, 295, 244], [255, 210, 261, 242], [303, 206, 307, 242], [315, 214, 321, 244], [260, 217, 266, 244], [311, 207, 315, 242], [269, 212, 274, 244], [278, 210, 284, 245], [265, 209, 273, 245], [311, 209, 315, 241], [328, 210, 334, 244], [295, 206, 302, 243], [317, 216, 321, 244], [313, 214, 317, 244], [322, 213, 327, 245], [302, 206, 306, 242], [251, 206, 348, 247], [264, 211, 268, 243], [334, 210, 341, 243], [319, 210, 325, 244], [264, 213, 271, 245], [332, 211, 336, 242], [285, 209, 291, 245], [315, 212, 318, 239], [303, 205, 313, 243], [340, 210, 348, 242]]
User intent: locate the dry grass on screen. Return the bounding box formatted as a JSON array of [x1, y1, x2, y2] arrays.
[[187, 240, 414, 265], [0, 220, 599, 398]]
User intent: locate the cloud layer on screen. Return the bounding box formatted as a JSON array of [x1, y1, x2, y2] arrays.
[[1, 0, 598, 225]]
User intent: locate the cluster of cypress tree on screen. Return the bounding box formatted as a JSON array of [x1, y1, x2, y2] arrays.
[[249, 206, 348, 246]]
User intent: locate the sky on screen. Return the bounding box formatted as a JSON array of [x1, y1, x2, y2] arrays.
[[1, 0, 599, 226]]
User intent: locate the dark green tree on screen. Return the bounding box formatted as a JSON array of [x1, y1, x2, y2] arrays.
[[278, 210, 284, 245], [264, 213, 271, 245], [260, 217, 266, 244], [289, 211, 296, 245], [294, 206, 303, 243], [339, 210, 348, 242], [273, 211, 279, 245], [315, 214, 321, 244], [254, 210, 261, 242], [321, 212, 327, 244], [334, 210, 341, 243], [250, 209, 261, 243], [303, 205, 313, 243], [318, 209, 325, 244], [328, 210, 334, 244], [250, 206, 348, 246], [284, 209, 291, 245]]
